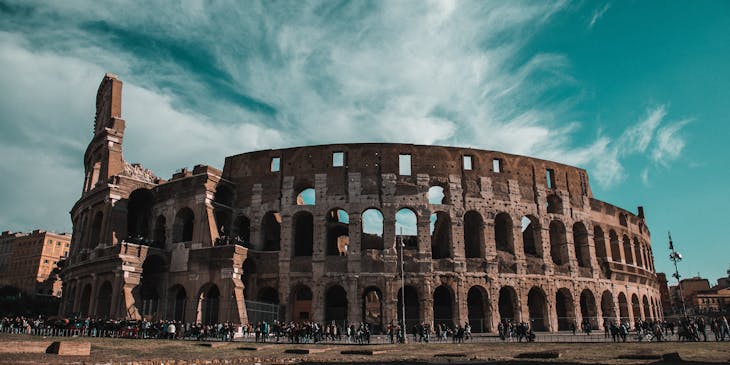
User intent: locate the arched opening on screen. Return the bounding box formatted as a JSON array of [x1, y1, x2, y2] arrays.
[[573, 222, 591, 268], [199, 284, 220, 324], [325, 285, 348, 324], [362, 287, 383, 331], [631, 294, 641, 322], [433, 285, 454, 327], [213, 185, 234, 206], [642, 295, 650, 321], [580, 289, 597, 329], [428, 185, 445, 204], [593, 226, 607, 260], [291, 285, 312, 322], [634, 237, 644, 268], [623, 235, 634, 265], [152, 215, 166, 248], [549, 220, 568, 266], [167, 285, 187, 321], [233, 215, 251, 245], [260, 211, 281, 251], [95, 281, 113, 319], [214, 210, 232, 240], [296, 188, 315, 205], [79, 284, 92, 316], [467, 286, 490, 333], [494, 213, 514, 254], [361, 208, 384, 250], [89, 212, 103, 248], [241, 259, 256, 298], [601, 290, 616, 323], [609, 230, 621, 262], [619, 213, 627, 226], [527, 287, 549, 331], [173, 207, 194, 243], [464, 211, 484, 258], [395, 208, 418, 249], [521, 215, 541, 257], [556, 288, 575, 331], [618, 293, 629, 322], [326, 208, 349, 256], [139, 255, 166, 317], [430, 212, 451, 259], [546, 194, 563, 214], [127, 189, 153, 241], [397, 285, 420, 330], [498, 286, 518, 324], [292, 212, 313, 257], [257, 287, 279, 304]]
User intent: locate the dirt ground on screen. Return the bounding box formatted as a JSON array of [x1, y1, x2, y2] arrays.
[[1, 333, 728, 365]]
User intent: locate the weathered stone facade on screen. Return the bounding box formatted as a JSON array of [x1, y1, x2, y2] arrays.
[[60, 74, 662, 332]]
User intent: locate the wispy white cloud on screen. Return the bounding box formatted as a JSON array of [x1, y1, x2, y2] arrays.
[[651, 119, 692, 166], [589, 3, 611, 29], [640, 168, 650, 186]]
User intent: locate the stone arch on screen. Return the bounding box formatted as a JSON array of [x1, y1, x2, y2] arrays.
[[397, 285, 420, 330], [292, 211, 314, 257], [428, 185, 446, 204], [494, 212, 514, 254], [433, 284, 455, 327], [213, 185, 234, 206], [547, 194, 563, 214], [430, 212, 452, 259], [601, 290, 616, 323], [139, 255, 167, 317], [152, 215, 166, 248], [198, 284, 220, 324], [326, 208, 349, 256], [362, 286, 383, 330], [257, 287, 279, 304], [173, 207, 194, 243], [609, 230, 621, 262], [214, 210, 232, 238], [573, 222, 591, 268], [593, 225, 607, 260], [395, 208, 418, 249], [498, 286, 519, 324], [521, 215, 541, 257], [631, 293, 641, 322], [291, 284, 313, 322], [642, 295, 650, 321], [549, 220, 568, 265], [464, 210, 484, 258], [361, 208, 384, 250], [89, 211, 103, 248], [634, 237, 644, 268], [127, 188, 154, 241], [95, 281, 113, 319], [296, 187, 315, 205], [580, 289, 598, 329], [325, 285, 348, 324], [623, 235, 634, 265], [619, 213, 628, 226], [260, 211, 281, 251], [527, 287, 549, 331], [167, 284, 187, 321], [618, 292, 629, 322], [241, 258, 255, 298], [467, 285, 491, 333], [555, 288, 575, 331], [79, 283, 92, 316]]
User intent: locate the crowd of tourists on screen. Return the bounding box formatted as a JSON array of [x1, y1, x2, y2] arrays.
[[2, 315, 729, 343]]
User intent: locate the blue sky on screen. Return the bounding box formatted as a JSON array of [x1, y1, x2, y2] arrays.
[[0, 1, 727, 283]]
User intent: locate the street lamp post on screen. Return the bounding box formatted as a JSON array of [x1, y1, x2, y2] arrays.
[[668, 231, 688, 319], [398, 228, 407, 343]]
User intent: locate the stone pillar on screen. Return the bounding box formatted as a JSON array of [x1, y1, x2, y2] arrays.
[[456, 280, 467, 327], [347, 278, 360, 326], [311, 284, 324, 323]]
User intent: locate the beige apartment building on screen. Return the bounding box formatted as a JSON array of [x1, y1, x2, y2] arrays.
[[0, 230, 71, 296]]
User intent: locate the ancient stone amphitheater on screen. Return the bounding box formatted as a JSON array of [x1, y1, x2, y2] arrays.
[[60, 74, 661, 333]]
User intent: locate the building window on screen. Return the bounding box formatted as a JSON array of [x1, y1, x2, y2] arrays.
[[463, 155, 473, 170], [493, 159, 502, 173], [399, 154, 412, 176], [546, 169, 555, 189], [270, 157, 280, 172], [332, 152, 345, 167]]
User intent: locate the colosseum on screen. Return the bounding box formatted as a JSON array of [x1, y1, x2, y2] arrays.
[[59, 73, 662, 333]]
